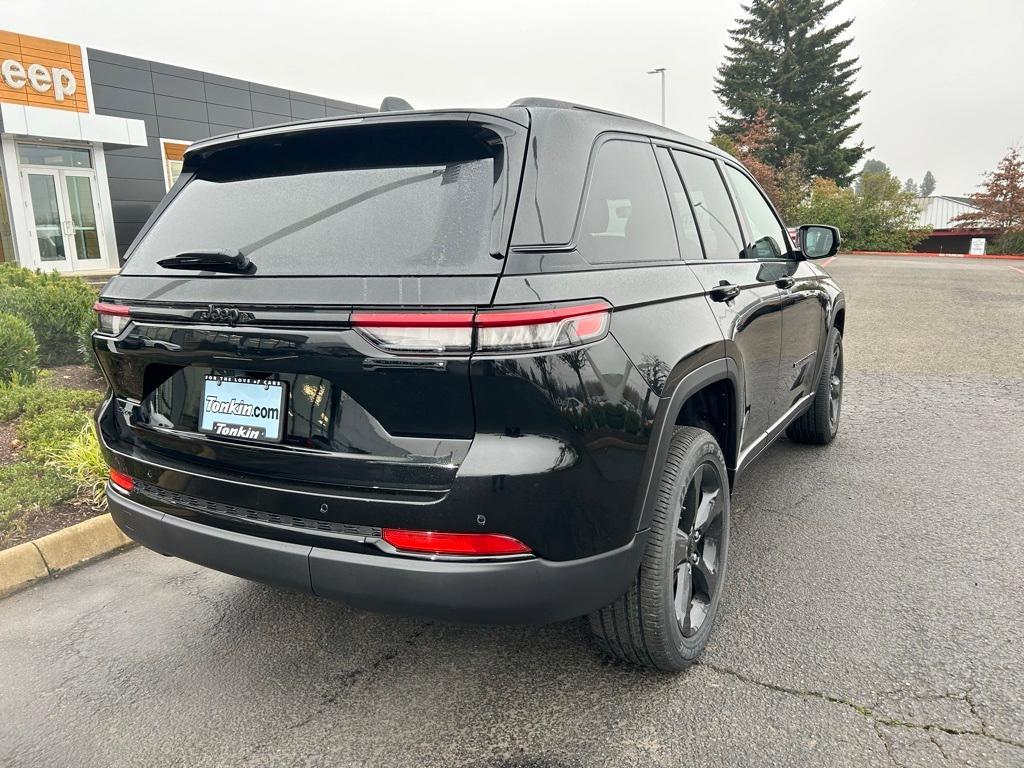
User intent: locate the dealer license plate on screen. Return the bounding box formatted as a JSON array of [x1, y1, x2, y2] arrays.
[[199, 375, 287, 443]]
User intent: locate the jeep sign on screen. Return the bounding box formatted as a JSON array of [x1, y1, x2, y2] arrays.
[[1, 58, 77, 102]]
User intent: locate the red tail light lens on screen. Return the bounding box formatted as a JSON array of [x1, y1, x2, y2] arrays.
[[475, 301, 611, 353], [382, 528, 531, 557], [351, 301, 611, 355], [351, 311, 473, 354], [108, 468, 134, 493], [94, 302, 132, 336]]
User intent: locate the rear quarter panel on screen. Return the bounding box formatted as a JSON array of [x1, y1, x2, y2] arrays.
[[489, 261, 726, 552]]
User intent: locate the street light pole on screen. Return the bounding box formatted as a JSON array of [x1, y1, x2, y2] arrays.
[[647, 67, 666, 125]]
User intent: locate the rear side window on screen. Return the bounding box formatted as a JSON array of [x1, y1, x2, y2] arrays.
[[122, 123, 503, 277], [655, 147, 704, 260], [577, 140, 678, 265], [724, 165, 790, 259], [672, 151, 744, 261]]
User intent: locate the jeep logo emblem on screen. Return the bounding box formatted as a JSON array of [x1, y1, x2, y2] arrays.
[[197, 305, 254, 326]]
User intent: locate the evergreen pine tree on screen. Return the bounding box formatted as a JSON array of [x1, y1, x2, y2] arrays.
[[714, 0, 867, 185], [903, 178, 919, 195], [920, 171, 936, 197]]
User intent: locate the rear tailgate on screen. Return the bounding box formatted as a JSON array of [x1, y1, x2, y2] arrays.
[[96, 112, 528, 502]]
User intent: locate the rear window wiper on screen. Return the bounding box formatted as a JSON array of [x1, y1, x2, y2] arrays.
[[157, 249, 253, 273]]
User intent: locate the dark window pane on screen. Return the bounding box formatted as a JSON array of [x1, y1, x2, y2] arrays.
[[19, 144, 92, 168], [123, 124, 503, 277], [725, 165, 790, 259], [656, 147, 704, 260], [672, 151, 744, 261], [578, 140, 678, 264]]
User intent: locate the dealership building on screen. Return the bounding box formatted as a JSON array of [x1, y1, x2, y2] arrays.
[[0, 28, 368, 277]]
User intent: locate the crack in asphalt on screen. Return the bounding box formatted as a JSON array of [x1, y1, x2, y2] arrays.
[[235, 621, 434, 764], [701, 662, 1024, 752], [929, 733, 951, 762], [873, 723, 902, 768]]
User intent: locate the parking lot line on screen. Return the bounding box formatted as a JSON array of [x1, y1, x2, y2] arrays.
[[1009, 265, 1024, 276]]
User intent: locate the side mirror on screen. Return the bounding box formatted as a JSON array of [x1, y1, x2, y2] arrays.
[[798, 225, 841, 260]]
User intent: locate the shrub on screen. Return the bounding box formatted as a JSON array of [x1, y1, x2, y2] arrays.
[[78, 313, 101, 371], [796, 174, 930, 252], [0, 312, 38, 384], [17, 407, 96, 464], [0, 372, 101, 423], [993, 231, 1024, 254], [0, 269, 96, 366], [50, 424, 107, 510], [0, 263, 36, 288]]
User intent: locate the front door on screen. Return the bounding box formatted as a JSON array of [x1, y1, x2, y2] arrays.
[[21, 165, 107, 272], [668, 148, 784, 456], [720, 165, 828, 414]]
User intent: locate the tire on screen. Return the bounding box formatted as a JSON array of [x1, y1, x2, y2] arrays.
[[786, 326, 843, 445], [589, 426, 730, 672]]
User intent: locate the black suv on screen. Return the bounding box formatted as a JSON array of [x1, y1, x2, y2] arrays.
[[94, 99, 844, 671]]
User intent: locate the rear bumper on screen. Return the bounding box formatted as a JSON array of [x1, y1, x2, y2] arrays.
[[108, 486, 647, 624]]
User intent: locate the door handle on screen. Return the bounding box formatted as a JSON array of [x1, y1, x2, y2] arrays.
[[775, 277, 795, 289], [709, 281, 741, 302]]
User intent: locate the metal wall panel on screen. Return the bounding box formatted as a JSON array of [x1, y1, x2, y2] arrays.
[[87, 47, 370, 259]]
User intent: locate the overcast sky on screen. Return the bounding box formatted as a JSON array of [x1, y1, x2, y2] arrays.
[[4, 0, 1021, 194]]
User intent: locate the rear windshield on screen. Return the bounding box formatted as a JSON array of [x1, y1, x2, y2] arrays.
[[122, 123, 504, 277]]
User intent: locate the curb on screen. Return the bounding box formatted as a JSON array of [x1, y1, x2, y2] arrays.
[[0, 513, 133, 599], [844, 250, 1024, 261]]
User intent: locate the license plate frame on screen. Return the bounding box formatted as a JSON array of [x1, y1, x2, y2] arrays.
[[199, 375, 287, 444]]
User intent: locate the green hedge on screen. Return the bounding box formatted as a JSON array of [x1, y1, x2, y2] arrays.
[[0, 265, 96, 366], [994, 231, 1024, 255], [0, 312, 38, 384]]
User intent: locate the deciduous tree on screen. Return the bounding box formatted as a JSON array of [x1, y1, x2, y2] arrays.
[[712, 108, 781, 205], [953, 148, 1024, 231], [796, 170, 927, 251]]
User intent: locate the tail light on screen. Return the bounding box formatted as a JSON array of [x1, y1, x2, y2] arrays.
[[93, 302, 131, 336], [382, 528, 531, 557], [108, 468, 134, 493], [350, 311, 474, 354], [352, 300, 611, 355]]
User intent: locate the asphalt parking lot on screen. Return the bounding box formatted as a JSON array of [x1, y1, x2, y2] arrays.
[[2, 254, 1022, 768]]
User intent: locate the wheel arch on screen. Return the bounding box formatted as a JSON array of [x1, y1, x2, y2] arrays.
[[832, 302, 846, 335], [632, 359, 741, 534]]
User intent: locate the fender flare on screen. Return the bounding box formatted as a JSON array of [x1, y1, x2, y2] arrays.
[[631, 358, 741, 533]]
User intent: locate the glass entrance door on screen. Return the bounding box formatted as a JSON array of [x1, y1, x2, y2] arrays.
[[25, 170, 70, 268], [22, 167, 107, 271], [63, 172, 104, 265]]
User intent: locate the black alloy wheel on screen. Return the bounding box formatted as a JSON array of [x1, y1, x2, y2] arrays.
[[673, 461, 726, 638], [589, 426, 731, 671]]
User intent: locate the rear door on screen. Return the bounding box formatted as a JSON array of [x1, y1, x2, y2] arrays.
[[95, 115, 527, 504], [667, 148, 783, 457]]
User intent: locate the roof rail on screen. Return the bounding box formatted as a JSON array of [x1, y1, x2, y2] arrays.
[[508, 97, 632, 120]]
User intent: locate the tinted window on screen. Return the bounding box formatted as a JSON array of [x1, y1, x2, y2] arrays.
[[725, 165, 790, 259], [672, 151, 744, 261], [578, 140, 678, 264], [123, 124, 502, 277], [656, 147, 704, 260]]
